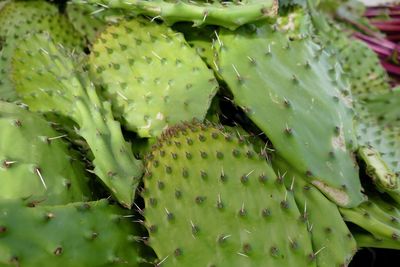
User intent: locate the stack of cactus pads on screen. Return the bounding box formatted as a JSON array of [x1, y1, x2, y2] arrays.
[[0, 0, 399, 266]]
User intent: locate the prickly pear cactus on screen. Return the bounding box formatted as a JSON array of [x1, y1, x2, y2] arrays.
[[143, 122, 315, 267], [0, 0, 83, 101], [216, 20, 363, 207], [340, 194, 400, 247], [66, 3, 125, 44], [73, 0, 279, 30], [353, 231, 400, 250], [89, 18, 218, 138], [315, 10, 400, 197], [340, 40, 392, 101], [0, 199, 143, 266], [172, 23, 218, 70], [355, 102, 400, 198], [12, 34, 143, 208], [363, 87, 400, 126], [273, 159, 357, 267], [310, 10, 392, 102], [357, 146, 398, 191], [0, 101, 91, 205]]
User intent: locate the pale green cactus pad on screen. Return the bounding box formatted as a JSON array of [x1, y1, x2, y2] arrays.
[[216, 21, 363, 208], [89, 18, 218, 137], [11, 34, 143, 208], [0, 101, 91, 205], [143, 122, 315, 267]]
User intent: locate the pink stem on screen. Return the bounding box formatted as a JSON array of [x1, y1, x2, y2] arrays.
[[371, 23, 400, 32], [353, 31, 396, 50], [381, 60, 400, 75]]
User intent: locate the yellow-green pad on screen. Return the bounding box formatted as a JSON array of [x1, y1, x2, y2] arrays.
[[12, 34, 143, 208], [66, 3, 125, 44], [0, 1, 83, 101], [144, 122, 315, 267], [89, 18, 218, 137]]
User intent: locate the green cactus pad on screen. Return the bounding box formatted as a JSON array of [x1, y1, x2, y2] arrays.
[[357, 146, 397, 191], [273, 159, 357, 267], [353, 231, 400, 250], [356, 104, 400, 194], [143, 122, 315, 267], [73, 0, 278, 30], [0, 199, 143, 266], [12, 34, 143, 208], [0, 1, 83, 101], [363, 87, 400, 126], [340, 195, 400, 246], [355, 90, 400, 195], [340, 40, 392, 101], [89, 18, 218, 138], [173, 23, 218, 70], [310, 12, 392, 102], [66, 3, 108, 44], [66, 3, 126, 44], [315, 10, 400, 195], [0, 101, 91, 205], [216, 21, 363, 207]]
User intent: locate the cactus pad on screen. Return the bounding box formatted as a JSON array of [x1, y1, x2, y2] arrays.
[[12, 34, 143, 208], [353, 231, 400, 250], [216, 21, 363, 207], [0, 1, 83, 101], [66, 3, 126, 44], [355, 103, 400, 194], [340, 40, 392, 101], [143, 122, 315, 266], [0, 101, 91, 205], [73, 0, 278, 30], [0, 199, 143, 266], [340, 195, 400, 247], [89, 18, 218, 137], [273, 159, 357, 267], [363, 87, 400, 126]]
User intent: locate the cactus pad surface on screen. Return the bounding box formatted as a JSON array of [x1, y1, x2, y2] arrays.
[[12, 34, 143, 208], [0, 101, 91, 205], [89, 18, 219, 137], [216, 21, 363, 207], [143, 122, 315, 266], [0, 199, 142, 266], [0, 1, 83, 101]]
